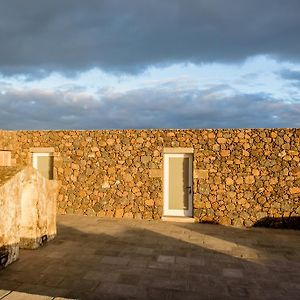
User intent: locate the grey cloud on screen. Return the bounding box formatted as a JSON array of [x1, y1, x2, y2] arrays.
[[0, 85, 299, 130], [0, 0, 300, 76], [280, 69, 300, 81], [0, 88, 98, 129]]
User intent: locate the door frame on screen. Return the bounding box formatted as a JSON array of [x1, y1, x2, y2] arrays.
[[32, 152, 54, 179], [163, 153, 193, 217], [32, 152, 52, 169]]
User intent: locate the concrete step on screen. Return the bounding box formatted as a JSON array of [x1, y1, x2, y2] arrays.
[[161, 216, 196, 223]]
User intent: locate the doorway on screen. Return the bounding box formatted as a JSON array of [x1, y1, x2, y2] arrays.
[[32, 152, 54, 180], [163, 153, 193, 217]]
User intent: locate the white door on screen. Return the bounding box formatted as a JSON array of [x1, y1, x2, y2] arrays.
[[32, 152, 54, 180], [163, 153, 193, 217]]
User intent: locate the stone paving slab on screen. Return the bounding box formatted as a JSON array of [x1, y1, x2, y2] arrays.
[[0, 291, 10, 299], [2, 291, 53, 300], [0, 215, 300, 299], [0, 290, 75, 300]]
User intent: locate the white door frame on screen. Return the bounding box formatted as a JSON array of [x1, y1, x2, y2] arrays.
[[163, 153, 193, 217], [32, 152, 52, 170]]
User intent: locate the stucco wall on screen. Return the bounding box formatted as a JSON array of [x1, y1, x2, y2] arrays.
[[1, 128, 299, 226], [0, 167, 21, 267], [0, 166, 59, 267]]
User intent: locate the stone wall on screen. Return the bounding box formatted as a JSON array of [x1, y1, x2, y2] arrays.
[[0, 128, 299, 226], [0, 130, 16, 150]]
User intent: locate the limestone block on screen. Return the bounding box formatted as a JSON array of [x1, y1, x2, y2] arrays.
[[199, 183, 210, 195], [218, 216, 232, 225], [194, 169, 208, 180], [290, 187, 300, 194], [115, 208, 124, 218], [245, 176, 255, 184], [220, 150, 230, 157], [107, 139, 115, 145], [145, 199, 155, 206], [123, 173, 133, 182], [149, 169, 162, 178], [226, 178, 234, 185], [141, 155, 151, 164], [217, 138, 227, 144]]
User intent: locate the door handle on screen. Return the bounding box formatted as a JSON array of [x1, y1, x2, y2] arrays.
[[186, 186, 192, 194]]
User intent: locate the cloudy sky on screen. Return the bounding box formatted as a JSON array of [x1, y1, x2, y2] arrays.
[[0, 0, 300, 130]]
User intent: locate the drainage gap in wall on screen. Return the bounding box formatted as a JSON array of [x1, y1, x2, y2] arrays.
[[39, 235, 48, 246], [0, 247, 9, 268]]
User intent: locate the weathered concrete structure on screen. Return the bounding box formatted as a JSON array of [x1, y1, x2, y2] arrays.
[[0, 166, 59, 267], [18, 167, 59, 249], [0, 167, 21, 267], [0, 128, 299, 227]]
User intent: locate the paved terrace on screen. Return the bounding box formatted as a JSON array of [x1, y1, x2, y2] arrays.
[[0, 215, 300, 300]]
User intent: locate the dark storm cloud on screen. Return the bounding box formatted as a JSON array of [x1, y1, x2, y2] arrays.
[[0, 0, 300, 75], [0, 86, 299, 130]]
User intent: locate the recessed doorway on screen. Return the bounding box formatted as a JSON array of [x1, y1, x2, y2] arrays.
[[32, 152, 54, 180], [163, 153, 193, 217]]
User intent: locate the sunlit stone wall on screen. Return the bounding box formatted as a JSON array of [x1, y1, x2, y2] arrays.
[[1, 128, 299, 226]]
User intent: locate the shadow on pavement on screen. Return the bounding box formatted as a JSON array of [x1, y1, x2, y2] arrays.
[[253, 216, 300, 230], [0, 216, 299, 299]]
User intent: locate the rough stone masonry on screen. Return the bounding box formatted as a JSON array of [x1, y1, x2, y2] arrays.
[[0, 128, 299, 227]]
